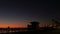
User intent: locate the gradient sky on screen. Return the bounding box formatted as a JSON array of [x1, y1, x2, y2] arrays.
[[0, 0, 60, 28]]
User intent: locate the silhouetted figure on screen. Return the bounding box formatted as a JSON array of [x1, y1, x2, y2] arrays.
[[27, 21, 39, 31]]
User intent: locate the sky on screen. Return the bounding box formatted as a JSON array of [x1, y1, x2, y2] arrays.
[[0, 0, 60, 28]]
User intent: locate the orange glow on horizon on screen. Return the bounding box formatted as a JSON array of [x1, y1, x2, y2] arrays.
[[0, 23, 53, 28], [0, 25, 27, 28], [0, 20, 53, 28], [0, 24, 27, 28], [0, 20, 28, 28]]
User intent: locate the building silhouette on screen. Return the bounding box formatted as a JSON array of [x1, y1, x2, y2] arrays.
[[27, 21, 39, 31]]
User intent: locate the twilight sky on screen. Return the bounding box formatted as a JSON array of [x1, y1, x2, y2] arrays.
[[0, 0, 60, 28]]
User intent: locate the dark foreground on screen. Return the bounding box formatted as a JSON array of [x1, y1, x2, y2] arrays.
[[0, 31, 60, 34]]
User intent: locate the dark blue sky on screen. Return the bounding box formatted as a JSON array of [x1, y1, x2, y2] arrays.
[[0, 0, 60, 27]]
